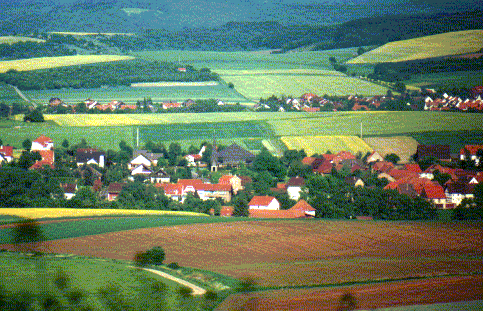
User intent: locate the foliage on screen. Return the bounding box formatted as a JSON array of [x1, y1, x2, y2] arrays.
[[134, 246, 165, 267], [0, 59, 219, 91], [252, 147, 285, 180], [23, 108, 44, 122], [232, 194, 249, 217], [236, 277, 257, 292], [384, 153, 400, 164]]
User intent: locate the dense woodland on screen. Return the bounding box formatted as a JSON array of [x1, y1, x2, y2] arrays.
[[0, 60, 219, 90], [0, 40, 76, 60]]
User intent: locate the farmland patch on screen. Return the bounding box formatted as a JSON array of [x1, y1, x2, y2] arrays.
[[0, 55, 134, 73], [363, 136, 419, 163], [410, 130, 483, 153], [18, 220, 483, 287], [281, 135, 372, 156], [0, 36, 45, 44]]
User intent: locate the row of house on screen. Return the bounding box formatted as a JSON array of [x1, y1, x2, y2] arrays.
[[424, 94, 483, 111]]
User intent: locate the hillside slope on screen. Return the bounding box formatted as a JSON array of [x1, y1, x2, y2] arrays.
[[347, 30, 483, 64]]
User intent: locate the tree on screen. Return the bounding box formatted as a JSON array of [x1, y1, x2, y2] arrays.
[[394, 81, 406, 93], [329, 56, 337, 64], [0, 102, 10, 118], [61, 139, 69, 149], [17, 151, 41, 169], [252, 147, 285, 180], [357, 47, 365, 55], [384, 153, 400, 165], [134, 246, 166, 267], [75, 102, 87, 113], [232, 194, 249, 217], [22, 138, 32, 151], [23, 108, 44, 122]]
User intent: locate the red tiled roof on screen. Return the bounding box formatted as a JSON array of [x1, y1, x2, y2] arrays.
[[177, 179, 204, 186], [195, 183, 231, 192], [404, 164, 422, 173], [302, 107, 320, 112], [314, 161, 333, 174], [421, 182, 446, 199], [289, 199, 315, 212], [107, 182, 126, 194], [34, 135, 53, 145], [156, 183, 183, 196], [287, 177, 305, 187], [460, 145, 483, 155], [302, 157, 316, 166], [38, 150, 54, 164], [218, 175, 233, 185], [29, 161, 54, 170], [372, 161, 395, 173], [220, 206, 233, 216], [322, 154, 336, 162], [388, 169, 420, 180], [248, 196, 276, 207], [0, 145, 13, 157]]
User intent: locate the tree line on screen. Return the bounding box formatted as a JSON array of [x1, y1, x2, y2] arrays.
[[0, 60, 220, 91], [0, 40, 76, 60]]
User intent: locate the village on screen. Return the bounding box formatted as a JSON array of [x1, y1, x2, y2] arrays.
[[1, 133, 482, 219]]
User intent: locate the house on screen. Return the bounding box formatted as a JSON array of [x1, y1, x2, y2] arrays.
[[211, 143, 255, 172], [421, 182, 450, 209], [185, 154, 202, 167], [62, 183, 77, 200], [129, 150, 164, 169], [286, 176, 305, 200], [416, 145, 451, 161], [219, 206, 234, 217], [445, 181, 475, 207], [31, 135, 54, 151], [149, 168, 170, 183], [332, 151, 356, 165], [460, 145, 483, 165], [218, 174, 245, 194], [195, 183, 232, 202], [345, 176, 364, 187], [372, 161, 395, 173], [404, 164, 422, 173], [0, 145, 14, 164], [248, 196, 280, 210], [249, 199, 315, 218], [30, 149, 55, 170], [76, 149, 105, 168], [313, 160, 333, 175], [130, 164, 153, 176], [366, 151, 384, 163], [107, 183, 126, 201], [156, 183, 183, 201]]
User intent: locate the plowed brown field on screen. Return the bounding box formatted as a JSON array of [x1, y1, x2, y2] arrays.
[[215, 276, 483, 311], [4, 220, 482, 288]]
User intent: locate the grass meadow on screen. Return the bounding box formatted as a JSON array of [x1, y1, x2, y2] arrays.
[[0, 55, 134, 73], [347, 30, 483, 64], [281, 135, 372, 156], [0, 82, 27, 104]]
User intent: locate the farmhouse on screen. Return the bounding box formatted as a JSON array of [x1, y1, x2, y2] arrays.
[[130, 150, 164, 169], [76, 148, 105, 168], [211, 143, 255, 172], [286, 176, 305, 200], [0, 145, 14, 164], [248, 196, 280, 210], [218, 174, 252, 194], [31, 135, 54, 151]]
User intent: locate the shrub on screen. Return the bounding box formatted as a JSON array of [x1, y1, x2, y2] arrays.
[[133, 246, 165, 267], [167, 262, 180, 270]]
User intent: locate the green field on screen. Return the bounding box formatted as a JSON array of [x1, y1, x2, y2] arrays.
[[347, 30, 483, 64], [134, 48, 362, 71], [402, 70, 483, 89], [410, 130, 483, 153], [0, 216, 250, 244], [0, 82, 29, 104]]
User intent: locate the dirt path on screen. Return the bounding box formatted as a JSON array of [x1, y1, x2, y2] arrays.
[[10, 84, 35, 107], [135, 267, 207, 295]]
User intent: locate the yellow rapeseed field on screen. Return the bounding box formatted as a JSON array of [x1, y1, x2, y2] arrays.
[[0, 208, 207, 219], [0, 55, 135, 73], [347, 30, 483, 64], [281, 135, 372, 156]]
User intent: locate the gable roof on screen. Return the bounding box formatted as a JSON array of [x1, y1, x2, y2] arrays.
[[248, 195, 276, 206], [62, 183, 77, 194], [302, 157, 317, 166], [133, 150, 164, 161], [107, 182, 126, 194], [213, 143, 255, 165], [289, 199, 315, 212], [421, 182, 446, 199], [76, 149, 105, 163], [287, 176, 305, 187], [34, 135, 53, 146], [0, 145, 13, 157], [405, 164, 422, 173]]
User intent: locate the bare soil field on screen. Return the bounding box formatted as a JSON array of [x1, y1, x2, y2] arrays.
[[4, 220, 481, 288], [215, 276, 483, 311]]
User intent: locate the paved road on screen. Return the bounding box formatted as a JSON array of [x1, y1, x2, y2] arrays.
[[134, 267, 207, 296]]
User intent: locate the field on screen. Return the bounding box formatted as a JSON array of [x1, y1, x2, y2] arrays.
[[0, 36, 45, 44], [0, 82, 28, 104], [363, 136, 420, 163], [347, 30, 483, 64], [281, 135, 372, 156], [0, 55, 134, 73], [0, 208, 206, 220], [410, 130, 483, 153], [8, 220, 481, 288], [25, 83, 250, 105], [0, 215, 252, 244], [402, 70, 483, 89], [220, 73, 389, 100], [267, 111, 483, 137], [216, 276, 483, 311], [48, 31, 135, 36]]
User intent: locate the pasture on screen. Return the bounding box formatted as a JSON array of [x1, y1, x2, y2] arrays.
[[347, 30, 483, 64], [402, 70, 483, 89], [0, 82, 27, 104], [363, 136, 420, 163], [14, 220, 482, 288], [281, 135, 372, 156], [0, 55, 134, 73]]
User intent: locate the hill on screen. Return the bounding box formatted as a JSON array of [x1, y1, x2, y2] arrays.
[[347, 30, 483, 64]]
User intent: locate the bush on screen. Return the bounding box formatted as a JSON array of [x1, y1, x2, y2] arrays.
[[133, 246, 165, 267], [167, 262, 180, 270]]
